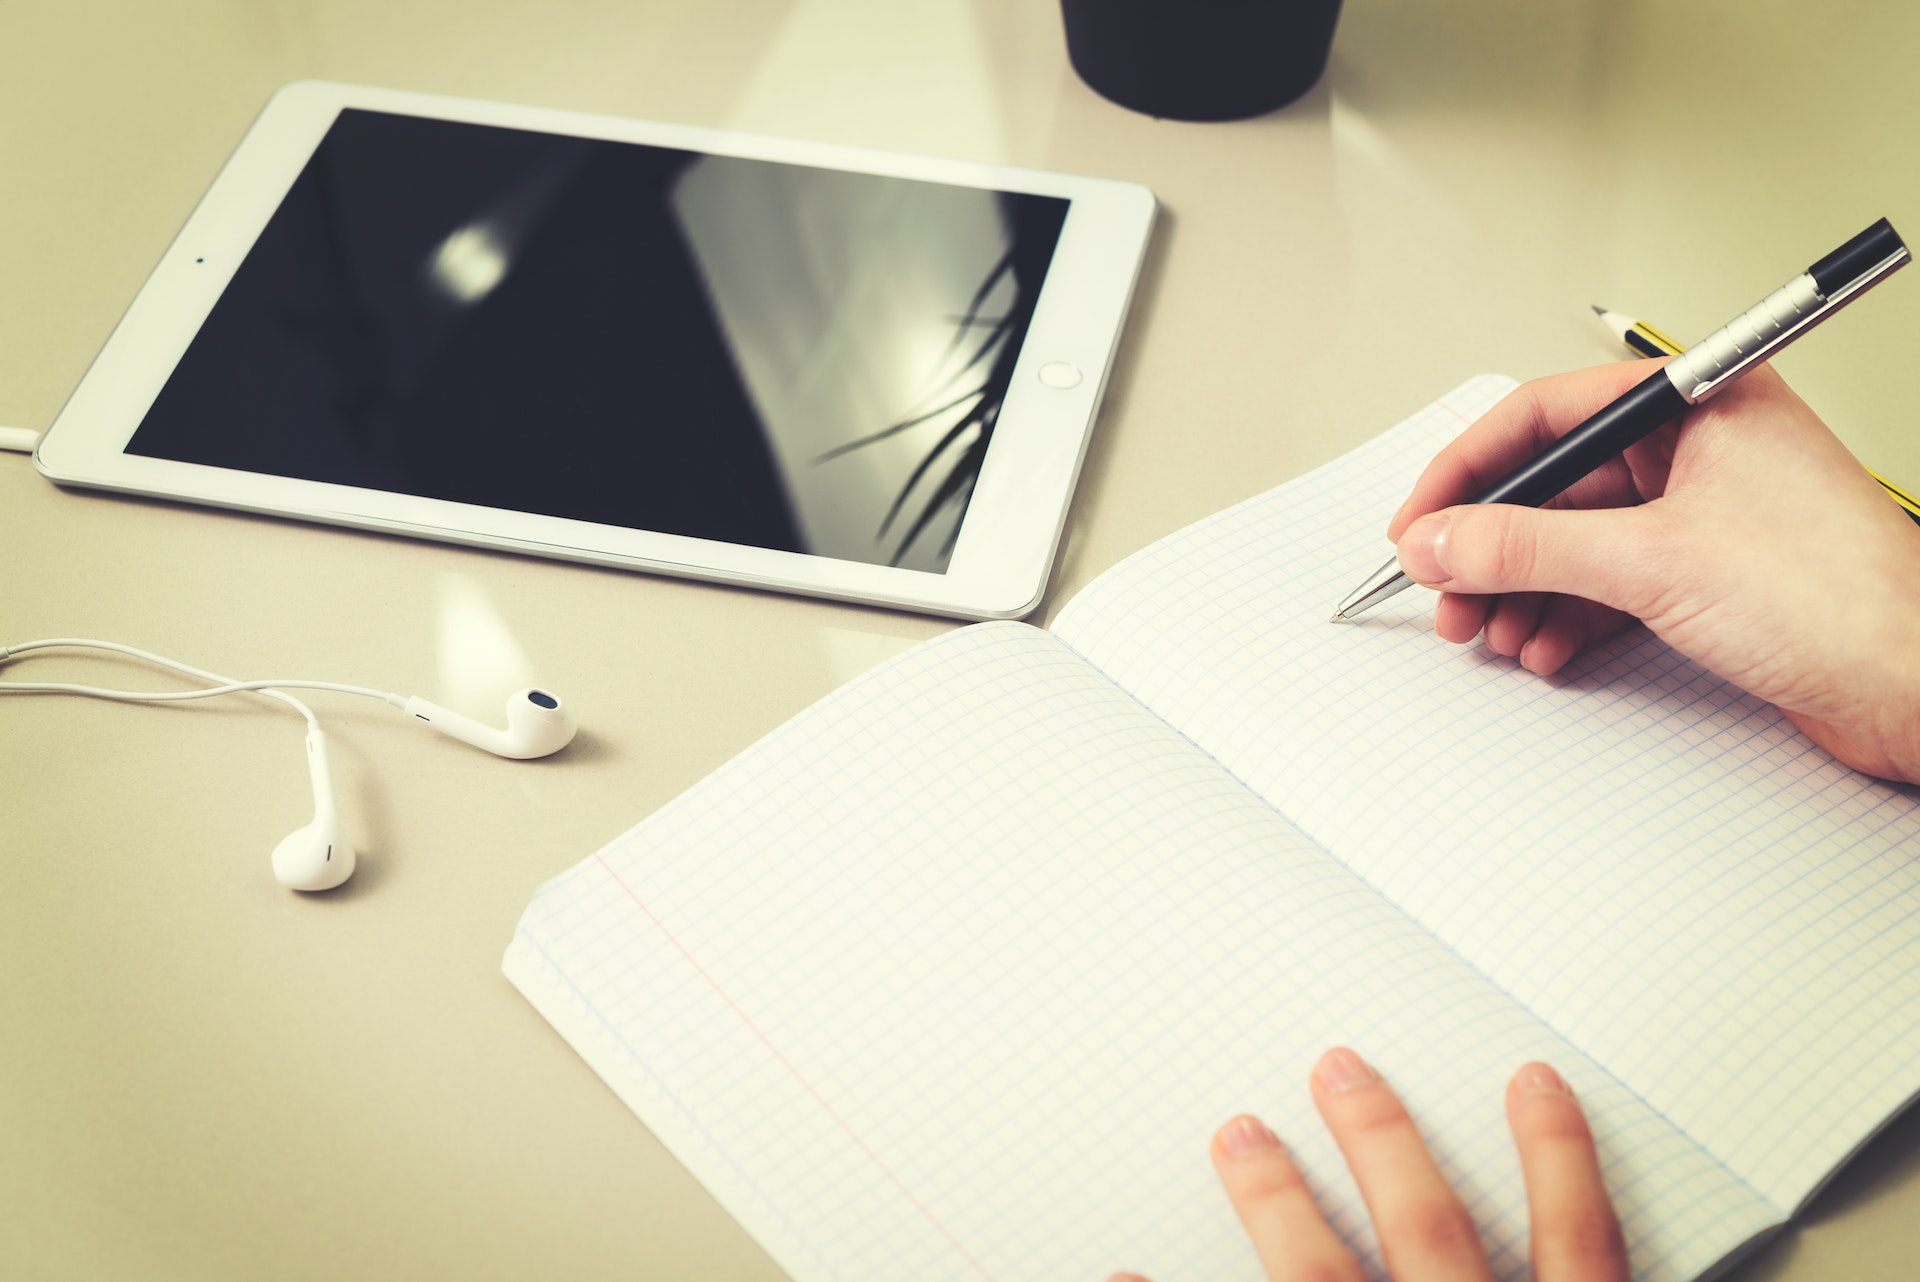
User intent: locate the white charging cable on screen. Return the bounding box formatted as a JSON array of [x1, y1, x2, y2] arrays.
[[0, 426, 41, 453]]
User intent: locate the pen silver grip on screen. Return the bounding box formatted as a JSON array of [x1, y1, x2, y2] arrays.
[[1665, 273, 1822, 403]]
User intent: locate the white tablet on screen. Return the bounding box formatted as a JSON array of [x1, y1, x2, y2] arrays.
[[37, 81, 1154, 619]]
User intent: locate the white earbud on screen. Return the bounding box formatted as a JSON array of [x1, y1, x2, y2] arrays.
[[271, 727, 357, 891], [400, 688, 577, 759], [0, 639, 582, 894]]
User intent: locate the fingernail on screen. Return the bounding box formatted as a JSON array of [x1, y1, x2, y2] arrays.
[[1396, 514, 1453, 585], [1317, 1048, 1380, 1093], [1218, 1114, 1280, 1156], [1515, 1063, 1572, 1096]]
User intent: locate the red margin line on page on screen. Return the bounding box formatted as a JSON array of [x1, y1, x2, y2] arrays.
[[592, 852, 998, 1282]]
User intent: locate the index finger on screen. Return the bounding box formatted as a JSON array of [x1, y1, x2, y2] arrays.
[[1506, 1064, 1629, 1282], [1210, 1114, 1364, 1282], [1388, 361, 1669, 542], [1311, 1049, 1493, 1282]]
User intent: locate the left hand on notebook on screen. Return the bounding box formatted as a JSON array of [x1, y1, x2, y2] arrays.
[[1109, 1048, 1629, 1282]]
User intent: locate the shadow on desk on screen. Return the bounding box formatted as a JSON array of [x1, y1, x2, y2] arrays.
[[1731, 1099, 1920, 1280]]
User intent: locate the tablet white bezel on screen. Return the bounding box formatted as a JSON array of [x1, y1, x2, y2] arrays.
[[36, 80, 1155, 620]]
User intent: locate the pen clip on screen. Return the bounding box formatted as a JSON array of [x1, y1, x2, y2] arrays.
[[1682, 247, 1911, 403], [1821, 245, 1913, 309]]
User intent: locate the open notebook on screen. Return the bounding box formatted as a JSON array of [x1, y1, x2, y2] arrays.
[[506, 375, 1920, 1282]]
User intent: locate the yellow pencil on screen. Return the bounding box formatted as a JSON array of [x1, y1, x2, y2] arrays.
[[1591, 306, 1687, 361], [1592, 303, 1920, 524]]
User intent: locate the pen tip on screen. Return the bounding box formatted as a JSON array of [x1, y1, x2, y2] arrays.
[[1329, 611, 1348, 624], [1590, 303, 1606, 316]]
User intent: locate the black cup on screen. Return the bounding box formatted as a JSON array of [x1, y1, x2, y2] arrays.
[[1061, 0, 1342, 122]]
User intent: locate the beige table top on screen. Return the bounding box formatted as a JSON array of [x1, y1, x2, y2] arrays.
[[5, 1, 1920, 1278]]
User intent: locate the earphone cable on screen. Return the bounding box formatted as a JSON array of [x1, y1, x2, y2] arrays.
[[0, 637, 406, 728]]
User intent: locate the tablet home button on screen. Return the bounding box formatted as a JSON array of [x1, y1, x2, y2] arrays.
[[1037, 361, 1083, 390]]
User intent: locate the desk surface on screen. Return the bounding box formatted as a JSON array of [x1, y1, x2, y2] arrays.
[[5, 2, 1920, 1278]]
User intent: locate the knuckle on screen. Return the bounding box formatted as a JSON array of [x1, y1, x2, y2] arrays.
[[1389, 1199, 1484, 1260], [1523, 1102, 1596, 1145], [1289, 1257, 1365, 1282], [1231, 1158, 1312, 1206], [1607, 516, 1690, 621], [1326, 1086, 1412, 1139], [1457, 506, 1537, 589], [1539, 1207, 1629, 1271], [1515, 381, 1560, 452]]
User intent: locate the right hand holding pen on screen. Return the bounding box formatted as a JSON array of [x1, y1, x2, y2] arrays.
[[1388, 360, 1920, 784]]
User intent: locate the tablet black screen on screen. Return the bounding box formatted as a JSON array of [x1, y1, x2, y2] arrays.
[[126, 109, 1068, 573]]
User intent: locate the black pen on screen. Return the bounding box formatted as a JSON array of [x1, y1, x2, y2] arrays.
[[1332, 218, 1912, 621], [1593, 300, 1920, 528]]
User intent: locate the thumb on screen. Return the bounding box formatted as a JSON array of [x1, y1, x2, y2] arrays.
[[1396, 503, 1670, 617]]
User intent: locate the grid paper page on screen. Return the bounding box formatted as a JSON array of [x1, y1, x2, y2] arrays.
[[507, 622, 1772, 1282], [1053, 374, 1920, 1214]]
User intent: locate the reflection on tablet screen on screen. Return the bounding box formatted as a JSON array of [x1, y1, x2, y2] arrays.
[[127, 109, 1069, 573]]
